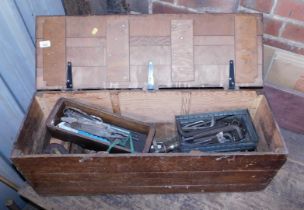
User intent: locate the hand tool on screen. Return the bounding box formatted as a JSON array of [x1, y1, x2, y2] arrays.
[[176, 109, 259, 153], [58, 122, 111, 145], [181, 117, 215, 131], [182, 124, 244, 142], [63, 107, 103, 124], [150, 137, 179, 153], [58, 104, 138, 153], [147, 61, 155, 91]]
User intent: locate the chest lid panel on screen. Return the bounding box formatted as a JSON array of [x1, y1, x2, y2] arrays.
[[36, 14, 263, 90]]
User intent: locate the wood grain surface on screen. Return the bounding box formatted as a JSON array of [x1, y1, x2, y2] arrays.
[[18, 150, 304, 209], [13, 154, 286, 174], [130, 36, 171, 46], [66, 16, 106, 37], [129, 15, 171, 37], [72, 67, 106, 89], [171, 19, 194, 82], [42, 16, 66, 86], [235, 15, 258, 84], [23, 171, 276, 185], [16, 130, 301, 209], [36, 14, 262, 89], [192, 14, 235, 36], [106, 17, 129, 82]]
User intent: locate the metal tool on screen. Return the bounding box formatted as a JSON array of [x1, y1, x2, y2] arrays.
[[181, 117, 215, 130], [182, 124, 244, 142], [229, 60, 235, 90], [66, 61, 73, 89], [150, 136, 179, 153], [175, 109, 259, 153], [58, 107, 136, 153], [178, 115, 238, 138], [69, 121, 128, 140], [147, 61, 155, 91], [63, 107, 103, 124]]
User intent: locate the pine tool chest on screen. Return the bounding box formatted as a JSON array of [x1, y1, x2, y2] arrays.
[[12, 14, 288, 195]]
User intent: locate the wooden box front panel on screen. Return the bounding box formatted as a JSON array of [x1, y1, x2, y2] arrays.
[[13, 154, 286, 195], [36, 14, 263, 90]]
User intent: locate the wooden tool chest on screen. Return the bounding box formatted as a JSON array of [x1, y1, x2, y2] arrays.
[[11, 14, 287, 195]]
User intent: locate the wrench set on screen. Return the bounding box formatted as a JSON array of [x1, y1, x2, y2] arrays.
[[175, 109, 259, 152]]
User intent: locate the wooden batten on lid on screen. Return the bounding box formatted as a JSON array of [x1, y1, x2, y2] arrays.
[[36, 14, 263, 90]]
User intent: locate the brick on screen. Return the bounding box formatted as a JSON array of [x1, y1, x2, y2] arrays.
[[152, 2, 192, 14], [177, 0, 238, 12], [240, 0, 274, 13], [275, 0, 304, 22], [263, 17, 283, 36], [282, 23, 304, 43], [263, 37, 304, 55]]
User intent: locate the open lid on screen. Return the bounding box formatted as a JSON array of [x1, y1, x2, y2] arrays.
[[36, 14, 263, 90]]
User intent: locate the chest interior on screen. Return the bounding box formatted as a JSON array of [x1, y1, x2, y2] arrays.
[[13, 90, 286, 156]]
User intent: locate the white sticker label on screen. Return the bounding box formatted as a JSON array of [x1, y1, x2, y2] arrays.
[[39, 40, 51, 48]]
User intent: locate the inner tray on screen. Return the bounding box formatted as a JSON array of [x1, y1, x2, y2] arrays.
[[46, 97, 155, 153], [176, 109, 259, 153]]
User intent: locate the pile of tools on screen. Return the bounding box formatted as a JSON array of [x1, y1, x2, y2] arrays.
[[151, 110, 258, 153], [45, 107, 137, 154], [44, 103, 258, 154], [60, 107, 134, 151], [175, 110, 259, 153]]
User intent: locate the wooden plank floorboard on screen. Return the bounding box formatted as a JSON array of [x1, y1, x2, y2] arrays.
[[18, 128, 304, 210]]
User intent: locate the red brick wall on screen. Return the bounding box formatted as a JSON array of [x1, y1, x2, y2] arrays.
[[239, 0, 304, 55], [127, 0, 304, 55]]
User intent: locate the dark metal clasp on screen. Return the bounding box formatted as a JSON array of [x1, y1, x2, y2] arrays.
[[228, 60, 235, 90], [66, 61, 73, 89]]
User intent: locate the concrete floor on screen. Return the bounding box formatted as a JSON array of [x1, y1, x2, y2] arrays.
[[20, 128, 304, 210]]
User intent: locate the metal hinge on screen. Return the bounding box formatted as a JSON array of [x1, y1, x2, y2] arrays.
[[66, 61, 73, 89], [147, 61, 155, 91], [228, 60, 236, 90]]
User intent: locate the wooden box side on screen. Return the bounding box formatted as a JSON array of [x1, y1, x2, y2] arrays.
[[252, 94, 288, 153], [12, 97, 49, 156]]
